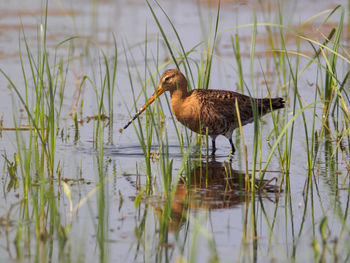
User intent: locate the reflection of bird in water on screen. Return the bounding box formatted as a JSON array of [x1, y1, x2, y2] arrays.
[[123, 69, 285, 154], [158, 159, 281, 232]]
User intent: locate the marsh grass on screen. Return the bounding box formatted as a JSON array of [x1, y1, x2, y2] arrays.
[[0, 0, 118, 261], [1, 0, 350, 262], [0, 2, 71, 261]]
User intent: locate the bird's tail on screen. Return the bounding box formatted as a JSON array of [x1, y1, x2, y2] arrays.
[[256, 97, 285, 115]]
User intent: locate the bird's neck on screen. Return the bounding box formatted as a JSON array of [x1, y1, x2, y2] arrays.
[[170, 87, 189, 100], [169, 77, 190, 123], [170, 86, 192, 128], [169, 75, 189, 100]]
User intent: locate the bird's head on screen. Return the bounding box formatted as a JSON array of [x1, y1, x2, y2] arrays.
[[123, 69, 187, 129], [156, 69, 187, 93]]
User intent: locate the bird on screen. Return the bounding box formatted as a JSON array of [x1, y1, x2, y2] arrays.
[[123, 69, 285, 155]]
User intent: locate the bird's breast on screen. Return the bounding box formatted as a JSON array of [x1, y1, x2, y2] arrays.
[[171, 95, 202, 134]]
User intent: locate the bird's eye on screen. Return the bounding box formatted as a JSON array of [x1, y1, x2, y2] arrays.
[[164, 76, 170, 82]]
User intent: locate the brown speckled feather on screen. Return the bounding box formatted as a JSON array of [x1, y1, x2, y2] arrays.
[[173, 88, 284, 137]]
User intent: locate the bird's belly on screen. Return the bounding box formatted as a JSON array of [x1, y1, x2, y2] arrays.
[[202, 119, 232, 136], [177, 116, 232, 137], [175, 115, 202, 134], [172, 100, 235, 136]]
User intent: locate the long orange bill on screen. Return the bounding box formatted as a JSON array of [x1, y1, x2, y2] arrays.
[[123, 86, 165, 129]]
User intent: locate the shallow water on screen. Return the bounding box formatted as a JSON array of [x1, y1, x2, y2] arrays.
[[0, 0, 349, 262]]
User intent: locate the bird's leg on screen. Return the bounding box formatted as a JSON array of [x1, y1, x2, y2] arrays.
[[228, 138, 235, 162], [211, 139, 216, 155], [229, 138, 236, 154]]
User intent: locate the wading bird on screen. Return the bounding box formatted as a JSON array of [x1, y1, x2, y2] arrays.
[[123, 69, 285, 155]]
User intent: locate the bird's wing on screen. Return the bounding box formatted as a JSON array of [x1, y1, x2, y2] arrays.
[[194, 89, 254, 120]]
